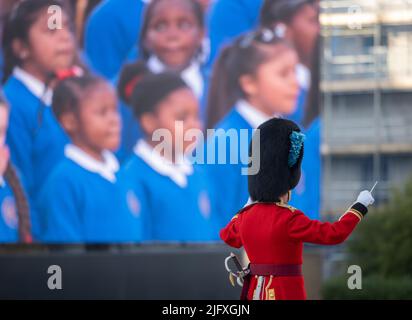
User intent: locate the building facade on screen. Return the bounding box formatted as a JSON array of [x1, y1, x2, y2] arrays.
[[321, 0, 412, 214]]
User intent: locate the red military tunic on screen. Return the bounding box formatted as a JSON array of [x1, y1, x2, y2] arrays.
[[220, 202, 366, 300]]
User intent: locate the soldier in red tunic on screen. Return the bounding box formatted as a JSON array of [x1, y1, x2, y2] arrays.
[[220, 118, 375, 300]]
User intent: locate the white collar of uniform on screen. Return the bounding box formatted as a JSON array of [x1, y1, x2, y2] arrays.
[[147, 55, 204, 99], [0, 176, 5, 188], [13, 67, 53, 106], [134, 139, 193, 188], [64, 144, 119, 183], [236, 99, 278, 129], [296, 63, 311, 90]]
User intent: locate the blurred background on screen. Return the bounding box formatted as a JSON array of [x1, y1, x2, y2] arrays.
[[0, 0, 412, 300], [321, 0, 412, 299], [321, 0, 412, 213]]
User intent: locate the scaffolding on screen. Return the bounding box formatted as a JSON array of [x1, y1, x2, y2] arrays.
[[321, 0, 412, 214]]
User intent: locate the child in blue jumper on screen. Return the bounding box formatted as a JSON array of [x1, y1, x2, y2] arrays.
[[118, 69, 219, 242], [37, 75, 144, 243]]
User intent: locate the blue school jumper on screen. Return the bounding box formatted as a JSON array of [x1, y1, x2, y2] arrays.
[[116, 100, 143, 164], [4, 72, 69, 238], [201, 106, 256, 227], [84, 0, 146, 79], [288, 87, 308, 126], [37, 146, 144, 243], [0, 179, 19, 243], [289, 117, 321, 219], [287, 65, 311, 126], [120, 140, 219, 242], [207, 0, 264, 69]]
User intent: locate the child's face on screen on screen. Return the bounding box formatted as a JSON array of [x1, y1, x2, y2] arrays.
[[143, 88, 201, 157], [70, 82, 121, 156], [15, 9, 76, 79], [241, 46, 299, 116], [288, 4, 320, 64], [144, 0, 204, 70]]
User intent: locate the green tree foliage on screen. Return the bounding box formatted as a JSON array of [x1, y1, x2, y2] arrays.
[[322, 178, 412, 299]]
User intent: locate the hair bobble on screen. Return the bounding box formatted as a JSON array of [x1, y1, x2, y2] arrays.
[[124, 74, 144, 100], [274, 23, 287, 38], [261, 28, 275, 42], [55, 66, 84, 81], [239, 32, 256, 48], [288, 131, 305, 168]]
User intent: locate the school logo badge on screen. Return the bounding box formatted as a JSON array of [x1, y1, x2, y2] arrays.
[[127, 190, 141, 217], [198, 191, 211, 219], [1, 197, 18, 229]]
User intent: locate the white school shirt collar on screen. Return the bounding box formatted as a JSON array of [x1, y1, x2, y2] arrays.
[[235, 100, 278, 129], [0, 176, 4, 188], [296, 63, 311, 90], [13, 67, 53, 106], [64, 145, 119, 183], [147, 55, 204, 99], [134, 139, 193, 188]]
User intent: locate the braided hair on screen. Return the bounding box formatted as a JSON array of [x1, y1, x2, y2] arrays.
[[0, 93, 32, 243]]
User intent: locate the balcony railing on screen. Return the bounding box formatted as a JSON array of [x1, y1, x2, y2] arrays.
[[323, 121, 412, 150], [322, 39, 412, 84], [322, 180, 393, 214], [321, 0, 412, 26]]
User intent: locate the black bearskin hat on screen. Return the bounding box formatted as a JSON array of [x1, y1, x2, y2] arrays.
[[248, 118, 305, 202]]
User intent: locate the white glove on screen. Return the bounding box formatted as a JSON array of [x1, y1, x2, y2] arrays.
[[356, 190, 375, 207]]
